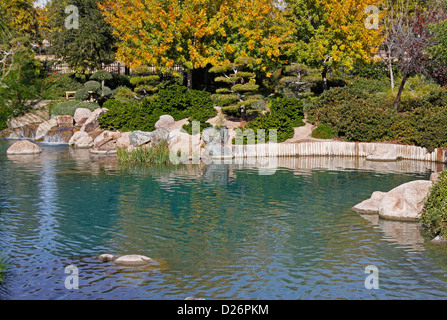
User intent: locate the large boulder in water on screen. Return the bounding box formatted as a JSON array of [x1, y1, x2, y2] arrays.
[[378, 180, 433, 221], [69, 131, 94, 148], [352, 191, 387, 215], [7, 140, 42, 155]]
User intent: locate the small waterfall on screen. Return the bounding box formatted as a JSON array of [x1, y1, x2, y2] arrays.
[[42, 127, 78, 144], [7, 124, 39, 140]]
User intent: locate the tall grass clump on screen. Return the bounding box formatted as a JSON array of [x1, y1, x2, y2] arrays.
[[117, 140, 171, 165]]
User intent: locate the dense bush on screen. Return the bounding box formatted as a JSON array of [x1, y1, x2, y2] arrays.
[[233, 96, 305, 144], [235, 112, 295, 144], [42, 73, 84, 100], [312, 124, 334, 139], [269, 97, 304, 127], [98, 85, 217, 133], [307, 87, 396, 142], [98, 100, 162, 132], [0, 106, 12, 130], [307, 84, 447, 151], [421, 170, 447, 238], [50, 100, 99, 116]]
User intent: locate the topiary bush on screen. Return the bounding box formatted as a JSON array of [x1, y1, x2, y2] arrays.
[[421, 170, 447, 239], [73, 88, 90, 101], [84, 80, 101, 93], [312, 124, 334, 139]]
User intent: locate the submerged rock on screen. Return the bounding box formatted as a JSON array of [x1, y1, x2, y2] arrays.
[[7, 140, 42, 155], [98, 254, 154, 266], [431, 235, 447, 244]]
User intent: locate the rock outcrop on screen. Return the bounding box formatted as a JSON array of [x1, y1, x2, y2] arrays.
[[378, 180, 433, 221], [73, 108, 93, 123]]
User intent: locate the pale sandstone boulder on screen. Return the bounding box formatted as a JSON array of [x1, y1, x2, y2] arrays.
[[352, 191, 387, 215], [69, 131, 94, 148], [34, 118, 58, 141], [155, 115, 175, 130], [116, 132, 131, 149], [7, 140, 42, 155], [80, 108, 108, 133], [378, 180, 433, 221], [55, 115, 74, 127], [73, 108, 93, 123]]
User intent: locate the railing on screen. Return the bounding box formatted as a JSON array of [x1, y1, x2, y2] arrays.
[[43, 60, 184, 76]]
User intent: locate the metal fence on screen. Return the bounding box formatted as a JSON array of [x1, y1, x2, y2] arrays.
[[43, 60, 184, 76]]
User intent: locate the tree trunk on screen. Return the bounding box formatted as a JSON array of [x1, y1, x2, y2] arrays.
[[388, 48, 395, 90], [394, 73, 409, 111], [186, 69, 193, 90], [322, 65, 328, 91]]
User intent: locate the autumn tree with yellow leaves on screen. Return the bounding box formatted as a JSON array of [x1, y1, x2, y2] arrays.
[[288, 0, 385, 90], [99, 0, 296, 89]]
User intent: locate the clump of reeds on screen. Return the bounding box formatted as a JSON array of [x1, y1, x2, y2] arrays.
[[117, 140, 171, 165]]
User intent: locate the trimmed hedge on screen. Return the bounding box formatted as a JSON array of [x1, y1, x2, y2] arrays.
[[50, 100, 99, 116]]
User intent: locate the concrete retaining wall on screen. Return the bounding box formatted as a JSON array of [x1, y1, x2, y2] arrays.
[[232, 141, 447, 163]]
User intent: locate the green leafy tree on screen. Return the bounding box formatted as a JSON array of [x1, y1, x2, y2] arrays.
[[45, 0, 117, 72], [287, 0, 384, 91]]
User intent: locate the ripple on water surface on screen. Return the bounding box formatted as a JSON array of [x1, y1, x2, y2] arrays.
[[1, 140, 447, 299]]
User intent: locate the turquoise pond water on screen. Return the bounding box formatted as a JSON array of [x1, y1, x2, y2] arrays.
[[1, 140, 447, 300]]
